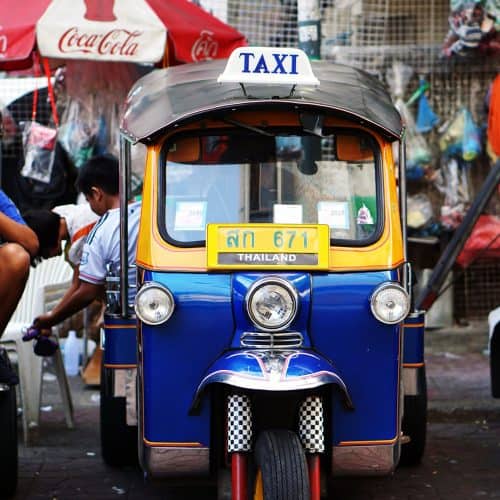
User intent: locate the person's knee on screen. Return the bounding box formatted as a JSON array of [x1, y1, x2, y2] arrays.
[[0, 243, 31, 279]]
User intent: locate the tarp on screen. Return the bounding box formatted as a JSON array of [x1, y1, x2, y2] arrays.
[[0, 0, 246, 68]]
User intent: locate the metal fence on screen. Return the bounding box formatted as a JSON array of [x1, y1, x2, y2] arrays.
[[1, 0, 499, 321]]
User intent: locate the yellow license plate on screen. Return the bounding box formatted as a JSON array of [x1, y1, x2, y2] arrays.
[[206, 224, 330, 270]]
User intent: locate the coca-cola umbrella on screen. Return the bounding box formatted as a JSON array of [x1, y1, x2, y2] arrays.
[[0, 0, 247, 69]]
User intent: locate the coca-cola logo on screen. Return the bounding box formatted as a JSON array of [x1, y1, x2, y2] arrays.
[[58, 27, 142, 57], [191, 30, 219, 62]]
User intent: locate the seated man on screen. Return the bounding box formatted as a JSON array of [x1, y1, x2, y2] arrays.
[[0, 189, 39, 384], [32, 154, 140, 331], [23, 203, 100, 325]]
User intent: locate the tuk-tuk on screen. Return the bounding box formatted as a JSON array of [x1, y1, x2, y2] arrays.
[[101, 47, 427, 498]]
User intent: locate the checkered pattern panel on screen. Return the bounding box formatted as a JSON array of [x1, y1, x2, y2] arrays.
[[299, 396, 325, 453], [227, 394, 253, 453]]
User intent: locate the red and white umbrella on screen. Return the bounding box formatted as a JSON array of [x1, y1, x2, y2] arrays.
[[0, 0, 246, 69]]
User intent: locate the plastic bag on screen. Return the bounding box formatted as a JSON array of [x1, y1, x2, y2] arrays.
[[439, 107, 481, 161], [0, 101, 17, 147], [416, 91, 440, 133], [395, 98, 433, 178], [456, 214, 500, 267], [434, 157, 470, 229], [386, 61, 414, 99], [407, 193, 434, 229], [20, 121, 58, 184], [58, 99, 99, 168]]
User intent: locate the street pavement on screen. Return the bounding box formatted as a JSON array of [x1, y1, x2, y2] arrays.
[[10, 320, 500, 499]]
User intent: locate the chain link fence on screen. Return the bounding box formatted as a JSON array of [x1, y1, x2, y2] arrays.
[[1, 0, 498, 320]]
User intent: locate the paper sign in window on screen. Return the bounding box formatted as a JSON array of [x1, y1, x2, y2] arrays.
[[273, 204, 303, 224], [174, 201, 207, 231], [317, 201, 350, 230]]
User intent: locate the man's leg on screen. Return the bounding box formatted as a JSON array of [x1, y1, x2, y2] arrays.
[[0, 243, 31, 385], [0, 243, 31, 334]]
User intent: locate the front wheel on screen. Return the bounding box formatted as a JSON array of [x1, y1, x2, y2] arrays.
[[253, 429, 310, 500], [100, 363, 138, 467], [400, 367, 427, 466]]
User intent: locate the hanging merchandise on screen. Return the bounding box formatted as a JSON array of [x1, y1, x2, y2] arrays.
[[58, 99, 101, 168], [456, 214, 500, 267], [396, 101, 433, 180], [0, 102, 18, 147], [60, 61, 144, 162], [415, 80, 440, 133], [439, 107, 482, 161], [407, 193, 435, 231], [20, 56, 60, 184], [434, 157, 471, 229], [387, 62, 433, 180], [443, 1, 500, 57]]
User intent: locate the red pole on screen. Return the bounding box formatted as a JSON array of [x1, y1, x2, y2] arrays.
[[231, 452, 248, 500], [308, 454, 321, 500]]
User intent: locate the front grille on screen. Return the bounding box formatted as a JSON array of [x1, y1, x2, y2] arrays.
[[240, 331, 303, 349]]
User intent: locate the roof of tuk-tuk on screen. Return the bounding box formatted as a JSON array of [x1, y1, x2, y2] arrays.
[[121, 59, 403, 143]]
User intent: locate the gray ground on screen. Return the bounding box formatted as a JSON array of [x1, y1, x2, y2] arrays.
[[12, 321, 500, 499]]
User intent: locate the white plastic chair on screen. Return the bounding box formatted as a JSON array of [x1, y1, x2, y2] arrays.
[[0, 254, 74, 445]]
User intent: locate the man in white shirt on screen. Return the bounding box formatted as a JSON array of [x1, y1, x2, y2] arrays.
[[33, 154, 140, 330]]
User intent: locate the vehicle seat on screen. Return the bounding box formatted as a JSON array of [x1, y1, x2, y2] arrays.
[[0, 254, 74, 445]]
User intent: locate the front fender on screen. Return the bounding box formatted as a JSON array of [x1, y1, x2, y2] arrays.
[[190, 349, 353, 414]]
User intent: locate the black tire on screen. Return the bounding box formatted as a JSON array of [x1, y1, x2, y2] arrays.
[[253, 429, 310, 500], [0, 352, 18, 498], [490, 324, 500, 397], [100, 363, 138, 467], [400, 367, 427, 466]]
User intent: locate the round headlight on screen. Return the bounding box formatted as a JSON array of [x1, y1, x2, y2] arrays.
[[246, 277, 298, 332], [135, 282, 175, 325], [370, 283, 410, 325]]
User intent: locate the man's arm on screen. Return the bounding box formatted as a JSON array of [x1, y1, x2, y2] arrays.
[[33, 279, 103, 330], [53, 266, 82, 313], [0, 212, 39, 258]]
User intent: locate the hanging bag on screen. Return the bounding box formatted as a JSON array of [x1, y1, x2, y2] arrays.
[[20, 55, 60, 184]]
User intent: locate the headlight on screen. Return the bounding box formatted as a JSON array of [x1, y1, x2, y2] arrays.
[[370, 282, 410, 325], [135, 282, 175, 325], [246, 277, 298, 332]]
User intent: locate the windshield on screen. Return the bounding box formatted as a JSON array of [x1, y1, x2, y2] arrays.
[[160, 129, 381, 246]]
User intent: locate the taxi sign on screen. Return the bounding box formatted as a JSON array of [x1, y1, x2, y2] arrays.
[[217, 47, 320, 86], [207, 223, 330, 270]]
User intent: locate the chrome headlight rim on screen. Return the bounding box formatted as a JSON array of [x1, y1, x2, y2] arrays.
[[134, 281, 175, 326], [370, 282, 410, 325], [245, 276, 299, 332]]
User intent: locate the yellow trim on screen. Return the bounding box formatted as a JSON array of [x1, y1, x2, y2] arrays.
[[403, 322, 424, 328], [136, 119, 404, 272], [143, 438, 203, 447], [339, 436, 398, 446], [104, 324, 136, 329], [103, 363, 137, 369], [403, 362, 425, 368], [254, 471, 263, 500]]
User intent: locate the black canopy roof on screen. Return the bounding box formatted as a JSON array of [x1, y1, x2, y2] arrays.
[[121, 59, 403, 143]]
